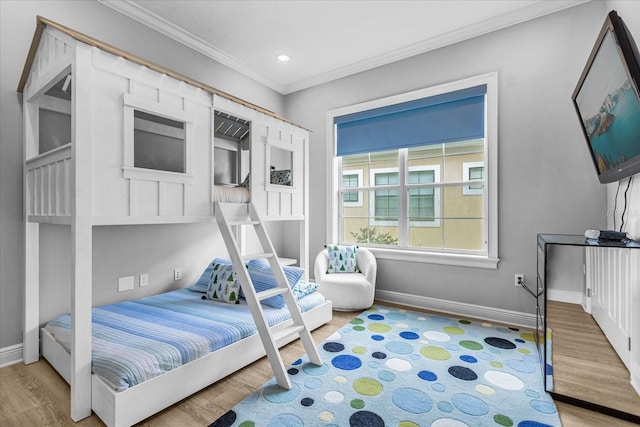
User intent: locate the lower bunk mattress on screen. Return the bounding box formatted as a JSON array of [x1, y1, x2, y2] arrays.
[[43, 287, 326, 392]]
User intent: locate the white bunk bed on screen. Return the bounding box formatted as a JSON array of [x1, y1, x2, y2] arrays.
[[18, 17, 327, 427]]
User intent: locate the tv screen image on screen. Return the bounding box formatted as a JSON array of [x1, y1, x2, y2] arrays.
[[572, 10, 640, 184]]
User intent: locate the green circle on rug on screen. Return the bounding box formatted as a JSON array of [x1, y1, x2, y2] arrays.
[[353, 325, 365, 331], [368, 323, 392, 333], [420, 346, 451, 360], [238, 422, 255, 427], [353, 377, 383, 396], [351, 398, 365, 409], [494, 414, 514, 426], [443, 326, 464, 335], [459, 340, 483, 350], [399, 421, 420, 427], [520, 332, 535, 342], [352, 346, 367, 354], [351, 318, 364, 325]]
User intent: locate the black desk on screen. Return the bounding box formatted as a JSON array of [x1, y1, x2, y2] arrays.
[[534, 233, 640, 421]]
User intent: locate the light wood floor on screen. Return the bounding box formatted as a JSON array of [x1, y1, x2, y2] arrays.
[[1, 303, 637, 426], [547, 300, 640, 419]]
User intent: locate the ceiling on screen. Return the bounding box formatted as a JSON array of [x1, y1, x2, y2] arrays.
[[101, 0, 589, 94]]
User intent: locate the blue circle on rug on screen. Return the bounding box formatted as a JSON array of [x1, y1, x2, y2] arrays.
[[392, 388, 433, 414], [300, 397, 314, 407], [378, 370, 395, 381], [303, 377, 322, 389], [448, 366, 478, 381], [516, 338, 526, 343], [372, 351, 387, 359], [451, 393, 490, 416], [484, 337, 516, 349], [371, 334, 385, 341], [437, 401, 454, 413], [324, 342, 345, 352], [267, 413, 303, 427], [349, 410, 384, 427], [385, 341, 414, 354], [418, 370, 437, 381], [287, 367, 299, 375], [506, 359, 536, 374], [546, 363, 553, 375], [264, 383, 300, 403], [399, 331, 420, 340], [332, 354, 362, 370], [209, 409, 236, 427], [460, 355, 477, 363], [387, 312, 408, 320], [525, 389, 540, 398], [302, 363, 329, 376], [518, 422, 555, 427], [368, 314, 385, 321], [292, 359, 302, 365], [530, 399, 557, 414], [432, 383, 446, 392]]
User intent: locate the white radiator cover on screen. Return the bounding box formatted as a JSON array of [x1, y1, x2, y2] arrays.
[[584, 246, 640, 395]]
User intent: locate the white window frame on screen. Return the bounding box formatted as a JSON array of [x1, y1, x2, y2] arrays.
[[326, 72, 499, 269], [463, 161, 485, 195], [122, 94, 195, 184], [369, 164, 440, 227], [342, 169, 363, 207]]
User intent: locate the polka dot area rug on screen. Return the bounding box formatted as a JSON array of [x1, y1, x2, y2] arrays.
[[210, 305, 560, 427]]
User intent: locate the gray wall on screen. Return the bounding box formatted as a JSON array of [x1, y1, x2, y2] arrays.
[[0, 0, 285, 349], [284, 1, 618, 313]]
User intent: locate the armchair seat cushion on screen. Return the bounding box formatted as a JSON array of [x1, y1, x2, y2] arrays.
[[314, 247, 377, 311]]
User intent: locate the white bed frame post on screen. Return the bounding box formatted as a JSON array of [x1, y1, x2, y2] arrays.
[[69, 42, 93, 421], [23, 94, 40, 365]]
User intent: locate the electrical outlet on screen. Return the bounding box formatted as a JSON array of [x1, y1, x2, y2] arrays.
[[514, 273, 525, 287], [140, 273, 149, 287], [174, 268, 182, 281]]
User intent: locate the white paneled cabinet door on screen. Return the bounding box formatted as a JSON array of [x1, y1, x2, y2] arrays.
[[587, 247, 632, 370]]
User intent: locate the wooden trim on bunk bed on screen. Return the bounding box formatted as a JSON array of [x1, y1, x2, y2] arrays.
[[17, 16, 309, 131]]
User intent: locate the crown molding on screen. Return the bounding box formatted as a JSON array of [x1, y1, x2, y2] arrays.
[[100, 0, 590, 95], [98, 0, 287, 94], [283, 0, 590, 94]]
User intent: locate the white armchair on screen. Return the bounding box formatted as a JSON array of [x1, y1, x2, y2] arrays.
[[314, 247, 377, 311]]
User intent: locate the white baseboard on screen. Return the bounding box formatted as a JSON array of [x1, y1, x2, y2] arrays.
[[0, 343, 23, 368], [375, 289, 536, 329], [547, 289, 582, 305]]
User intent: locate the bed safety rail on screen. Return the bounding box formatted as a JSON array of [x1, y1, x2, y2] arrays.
[[25, 143, 72, 222]]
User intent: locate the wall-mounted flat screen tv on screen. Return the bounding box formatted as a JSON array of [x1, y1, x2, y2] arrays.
[[572, 10, 640, 184]]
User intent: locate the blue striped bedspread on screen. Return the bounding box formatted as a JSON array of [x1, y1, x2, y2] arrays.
[[44, 288, 326, 392]]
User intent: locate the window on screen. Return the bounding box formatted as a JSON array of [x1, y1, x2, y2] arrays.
[[342, 170, 363, 207], [328, 73, 498, 269], [463, 161, 484, 195], [122, 94, 194, 184]]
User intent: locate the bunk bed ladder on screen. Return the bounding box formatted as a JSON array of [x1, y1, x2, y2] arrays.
[[214, 201, 322, 390]]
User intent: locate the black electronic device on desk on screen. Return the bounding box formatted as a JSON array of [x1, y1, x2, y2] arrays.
[[584, 229, 640, 247]]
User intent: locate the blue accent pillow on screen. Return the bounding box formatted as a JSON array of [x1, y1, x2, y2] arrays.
[[246, 259, 304, 308], [189, 258, 233, 293]]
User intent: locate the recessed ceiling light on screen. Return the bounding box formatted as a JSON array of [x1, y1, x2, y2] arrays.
[[276, 54, 290, 62]]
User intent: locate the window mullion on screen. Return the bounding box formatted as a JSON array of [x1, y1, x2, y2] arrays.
[[398, 149, 408, 246]]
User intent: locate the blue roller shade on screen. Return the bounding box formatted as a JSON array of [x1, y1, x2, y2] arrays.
[[335, 85, 486, 156]]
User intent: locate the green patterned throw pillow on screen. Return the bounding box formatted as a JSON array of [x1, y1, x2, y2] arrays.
[[326, 244, 359, 274], [205, 263, 241, 304]]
